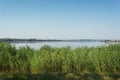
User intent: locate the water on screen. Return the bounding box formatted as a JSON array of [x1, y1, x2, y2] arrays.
[[11, 41, 107, 49]]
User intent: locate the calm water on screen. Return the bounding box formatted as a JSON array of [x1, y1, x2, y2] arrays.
[[11, 41, 107, 49]]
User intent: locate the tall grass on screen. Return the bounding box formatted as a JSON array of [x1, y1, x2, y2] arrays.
[[0, 42, 120, 73]]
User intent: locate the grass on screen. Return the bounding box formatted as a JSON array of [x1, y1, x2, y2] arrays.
[[0, 73, 120, 80], [0, 42, 120, 80]]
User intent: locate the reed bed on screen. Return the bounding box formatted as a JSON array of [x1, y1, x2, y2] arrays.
[[0, 42, 120, 74]]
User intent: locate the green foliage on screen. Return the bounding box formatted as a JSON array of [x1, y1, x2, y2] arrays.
[[0, 42, 120, 74], [0, 73, 120, 80]]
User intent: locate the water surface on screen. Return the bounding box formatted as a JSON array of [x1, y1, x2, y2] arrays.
[[11, 41, 107, 49]]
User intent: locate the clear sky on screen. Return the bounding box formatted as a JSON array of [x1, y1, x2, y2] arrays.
[[0, 0, 120, 39]]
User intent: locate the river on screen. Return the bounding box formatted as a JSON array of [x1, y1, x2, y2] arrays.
[[11, 41, 107, 49]]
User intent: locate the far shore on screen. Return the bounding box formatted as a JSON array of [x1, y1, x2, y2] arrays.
[[0, 38, 120, 43]]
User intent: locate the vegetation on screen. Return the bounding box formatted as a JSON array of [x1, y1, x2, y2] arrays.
[[0, 73, 120, 80], [0, 42, 120, 80], [0, 38, 107, 43]]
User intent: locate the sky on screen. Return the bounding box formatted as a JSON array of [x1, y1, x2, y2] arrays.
[[0, 0, 120, 39]]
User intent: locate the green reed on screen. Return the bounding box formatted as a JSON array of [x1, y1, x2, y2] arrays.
[[0, 42, 120, 73]]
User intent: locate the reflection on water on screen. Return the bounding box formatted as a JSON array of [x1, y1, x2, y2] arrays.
[[11, 41, 107, 49]]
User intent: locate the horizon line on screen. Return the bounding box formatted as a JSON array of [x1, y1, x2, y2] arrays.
[[0, 38, 120, 40]]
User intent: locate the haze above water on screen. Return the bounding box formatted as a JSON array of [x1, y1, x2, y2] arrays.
[[11, 41, 107, 49]]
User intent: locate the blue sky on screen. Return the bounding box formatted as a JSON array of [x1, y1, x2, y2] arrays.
[[0, 0, 120, 39]]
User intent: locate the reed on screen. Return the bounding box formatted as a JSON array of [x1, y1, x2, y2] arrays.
[[0, 42, 120, 73]]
